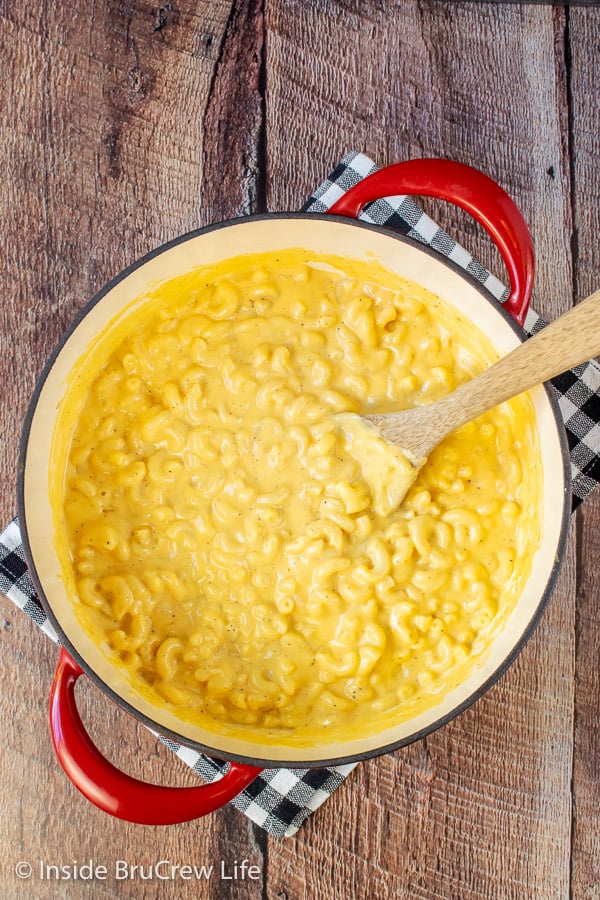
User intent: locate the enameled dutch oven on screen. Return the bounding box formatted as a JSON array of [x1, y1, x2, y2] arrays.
[[18, 159, 571, 824]]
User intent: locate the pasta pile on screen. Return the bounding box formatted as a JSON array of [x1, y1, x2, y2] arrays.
[[56, 250, 542, 745]]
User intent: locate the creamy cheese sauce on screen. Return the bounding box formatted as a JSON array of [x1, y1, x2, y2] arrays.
[[52, 249, 542, 746], [334, 413, 421, 516]]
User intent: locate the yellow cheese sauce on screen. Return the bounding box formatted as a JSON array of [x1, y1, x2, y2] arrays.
[[52, 249, 542, 747], [334, 413, 421, 515]]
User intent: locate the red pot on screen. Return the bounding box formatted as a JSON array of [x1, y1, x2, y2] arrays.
[[18, 159, 570, 824]]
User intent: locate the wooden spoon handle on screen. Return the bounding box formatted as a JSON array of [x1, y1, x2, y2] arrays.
[[368, 288, 600, 462], [439, 287, 600, 433]]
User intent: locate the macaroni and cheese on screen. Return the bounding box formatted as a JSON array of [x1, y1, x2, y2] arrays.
[[53, 249, 542, 746]]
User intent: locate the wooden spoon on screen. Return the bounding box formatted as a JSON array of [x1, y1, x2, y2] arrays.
[[345, 287, 600, 509]]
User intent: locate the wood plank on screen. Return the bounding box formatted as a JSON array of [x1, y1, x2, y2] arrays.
[[264, 2, 577, 896], [568, 6, 600, 898], [198, 0, 266, 223], [0, 3, 267, 897], [573, 495, 600, 899]]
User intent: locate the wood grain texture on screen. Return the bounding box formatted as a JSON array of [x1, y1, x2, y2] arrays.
[[569, 7, 600, 899], [198, 0, 266, 223], [573, 494, 600, 900], [1, 1, 599, 898]]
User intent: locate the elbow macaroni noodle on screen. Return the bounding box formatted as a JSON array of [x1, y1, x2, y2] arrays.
[[53, 249, 542, 746]]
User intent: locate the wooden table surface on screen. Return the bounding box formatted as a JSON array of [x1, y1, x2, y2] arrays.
[[1, 2, 599, 898]]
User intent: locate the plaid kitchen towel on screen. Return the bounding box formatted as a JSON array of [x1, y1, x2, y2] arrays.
[[2, 151, 600, 838]]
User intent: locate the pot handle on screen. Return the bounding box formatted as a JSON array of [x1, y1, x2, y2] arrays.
[[327, 158, 534, 327], [49, 648, 262, 824]]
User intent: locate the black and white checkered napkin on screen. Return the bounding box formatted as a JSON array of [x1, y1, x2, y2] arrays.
[[2, 151, 600, 838]]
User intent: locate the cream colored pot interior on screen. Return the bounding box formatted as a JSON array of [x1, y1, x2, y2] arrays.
[[22, 216, 568, 765]]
